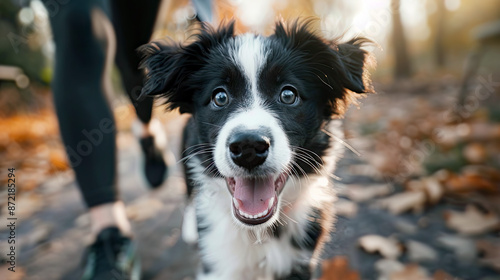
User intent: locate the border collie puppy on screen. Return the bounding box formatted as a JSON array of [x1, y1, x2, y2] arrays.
[[139, 20, 372, 280]]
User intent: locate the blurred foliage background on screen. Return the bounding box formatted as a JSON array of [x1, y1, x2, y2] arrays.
[[0, 1, 500, 279]]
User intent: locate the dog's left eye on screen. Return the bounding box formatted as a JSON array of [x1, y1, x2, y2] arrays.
[[213, 90, 229, 107], [280, 87, 298, 105]]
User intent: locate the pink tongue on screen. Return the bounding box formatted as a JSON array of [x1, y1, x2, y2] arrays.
[[234, 176, 275, 215]]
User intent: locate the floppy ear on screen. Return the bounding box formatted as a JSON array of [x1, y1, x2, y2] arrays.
[[337, 38, 373, 94], [272, 20, 373, 116], [138, 22, 235, 113]]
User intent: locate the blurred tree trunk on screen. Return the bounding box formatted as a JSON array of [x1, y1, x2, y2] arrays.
[[435, 0, 446, 67], [391, 0, 412, 79]]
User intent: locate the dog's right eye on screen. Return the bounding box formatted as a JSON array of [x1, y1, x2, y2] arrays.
[[212, 90, 229, 107]]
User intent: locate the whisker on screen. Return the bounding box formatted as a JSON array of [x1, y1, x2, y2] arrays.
[[178, 149, 214, 164], [281, 211, 298, 224], [201, 122, 222, 129], [321, 129, 361, 157]]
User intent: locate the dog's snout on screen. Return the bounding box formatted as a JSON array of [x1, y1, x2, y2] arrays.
[[229, 132, 270, 170]]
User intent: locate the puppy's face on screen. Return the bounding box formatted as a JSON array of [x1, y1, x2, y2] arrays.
[[140, 21, 371, 227]]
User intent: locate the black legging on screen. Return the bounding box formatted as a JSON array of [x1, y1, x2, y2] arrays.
[[44, 0, 161, 207]]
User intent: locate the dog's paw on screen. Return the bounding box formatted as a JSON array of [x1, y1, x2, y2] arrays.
[[182, 203, 199, 245]]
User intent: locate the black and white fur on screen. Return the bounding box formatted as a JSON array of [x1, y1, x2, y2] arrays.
[[139, 20, 372, 280]]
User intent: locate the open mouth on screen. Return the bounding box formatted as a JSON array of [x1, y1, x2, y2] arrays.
[[226, 173, 288, 225]]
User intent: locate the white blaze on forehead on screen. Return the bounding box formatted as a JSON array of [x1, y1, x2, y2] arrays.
[[231, 34, 268, 104], [214, 34, 290, 179]]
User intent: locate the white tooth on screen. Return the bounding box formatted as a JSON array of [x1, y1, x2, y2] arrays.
[[262, 209, 268, 216], [256, 213, 262, 218], [239, 209, 245, 217], [233, 197, 240, 209], [268, 197, 275, 209]]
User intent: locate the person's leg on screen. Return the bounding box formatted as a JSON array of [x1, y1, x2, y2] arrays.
[[110, 0, 167, 188], [110, 0, 160, 123], [45, 0, 132, 236], [44, 0, 142, 279]]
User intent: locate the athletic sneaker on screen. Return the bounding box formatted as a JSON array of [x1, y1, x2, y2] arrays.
[[81, 227, 140, 280], [140, 135, 167, 188]]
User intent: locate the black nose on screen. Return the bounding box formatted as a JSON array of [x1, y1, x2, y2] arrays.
[[229, 132, 270, 170]]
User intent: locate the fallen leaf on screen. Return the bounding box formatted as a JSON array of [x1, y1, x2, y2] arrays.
[[437, 234, 476, 261], [375, 259, 405, 280], [444, 205, 500, 235], [348, 164, 384, 179], [406, 240, 438, 263], [461, 165, 500, 185], [406, 177, 444, 205], [463, 143, 488, 164], [444, 173, 499, 194], [432, 270, 458, 280], [389, 264, 430, 280], [48, 148, 69, 172], [394, 219, 418, 234], [468, 122, 500, 141], [344, 184, 393, 202], [320, 256, 359, 280], [335, 198, 358, 218], [358, 235, 402, 259], [432, 169, 453, 183], [376, 191, 426, 214], [476, 240, 500, 272]]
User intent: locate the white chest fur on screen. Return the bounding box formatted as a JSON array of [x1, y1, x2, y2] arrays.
[[190, 171, 335, 280]]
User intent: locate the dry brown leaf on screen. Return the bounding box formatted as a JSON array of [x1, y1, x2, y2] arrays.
[[406, 177, 444, 205], [463, 143, 488, 164], [320, 256, 360, 280], [389, 264, 430, 280], [348, 164, 384, 178], [375, 259, 405, 280], [48, 148, 69, 172], [358, 235, 402, 259], [406, 240, 438, 263], [435, 123, 500, 146], [344, 184, 393, 202], [461, 165, 500, 185], [432, 270, 458, 280], [468, 123, 500, 141], [445, 173, 499, 194], [432, 169, 453, 183], [476, 240, 500, 272], [444, 205, 500, 235], [335, 198, 358, 218], [376, 191, 426, 214]]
